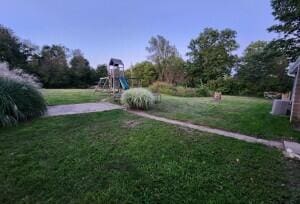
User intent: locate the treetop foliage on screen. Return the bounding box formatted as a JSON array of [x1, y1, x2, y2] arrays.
[[268, 0, 300, 60], [186, 28, 239, 84]]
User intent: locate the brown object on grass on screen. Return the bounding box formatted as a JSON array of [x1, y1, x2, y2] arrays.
[[213, 92, 222, 102]]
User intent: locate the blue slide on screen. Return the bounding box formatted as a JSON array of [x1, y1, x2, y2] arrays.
[[119, 77, 130, 90]]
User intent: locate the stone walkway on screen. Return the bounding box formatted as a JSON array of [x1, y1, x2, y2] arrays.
[[46, 102, 123, 116]]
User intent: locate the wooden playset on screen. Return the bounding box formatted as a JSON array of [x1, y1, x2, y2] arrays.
[[95, 58, 141, 98]]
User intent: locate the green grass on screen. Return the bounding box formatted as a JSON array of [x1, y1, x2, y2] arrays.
[[42, 89, 109, 105], [148, 95, 300, 142], [0, 110, 299, 203], [42, 89, 300, 141]]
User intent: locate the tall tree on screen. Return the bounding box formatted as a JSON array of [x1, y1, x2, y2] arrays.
[[69, 49, 92, 87], [38, 45, 70, 88], [146, 35, 179, 81], [186, 28, 239, 85], [164, 56, 187, 85], [236, 41, 292, 95], [268, 0, 300, 60]]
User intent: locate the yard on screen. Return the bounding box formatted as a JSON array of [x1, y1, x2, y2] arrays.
[[1, 89, 300, 203], [148, 95, 300, 142], [44, 89, 300, 141], [2, 0, 299, 202], [1, 110, 300, 203]]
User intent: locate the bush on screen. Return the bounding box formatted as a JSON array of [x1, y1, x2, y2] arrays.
[[207, 77, 241, 95], [149, 81, 212, 97], [149, 81, 176, 95], [121, 88, 154, 110], [176, 86, 198, 97], [196, 84, 212, 97], [0, 77, 47, 127], [149, 81, 194, 97]]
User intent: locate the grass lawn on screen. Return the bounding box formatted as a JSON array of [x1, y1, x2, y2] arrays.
[[42, 89, 300, 141], [0, 110, 299, 203], [148, 95, 300, 142], [42, 89, 109, 105]]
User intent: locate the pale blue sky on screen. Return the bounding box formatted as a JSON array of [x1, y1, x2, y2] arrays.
[[1, 0, 278, 68]]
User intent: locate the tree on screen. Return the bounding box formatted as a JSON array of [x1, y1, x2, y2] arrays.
[[69, 49, 93, 88], [95, 64, 108, 78], [125, 61, 158, 86], [236, 41, 292, 95], [0, 24, 36, 69], [186, 28, 239, 85], [268, 0, 300, 60], [88, 64, 108, 85], [38, 45, 70, 88], [146, 35, 179, 81], [164, 56, 187, 85]]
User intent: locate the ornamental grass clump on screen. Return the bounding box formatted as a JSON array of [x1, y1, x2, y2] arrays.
[[121, 88, 154, 110], [0, 68, 46, 127], [0, 63, 41, 88]]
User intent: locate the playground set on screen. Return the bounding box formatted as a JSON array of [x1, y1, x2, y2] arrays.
[[95, 58, 141, 98]]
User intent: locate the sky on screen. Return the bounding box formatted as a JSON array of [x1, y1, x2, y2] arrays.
[[0, 0, 278, 68]]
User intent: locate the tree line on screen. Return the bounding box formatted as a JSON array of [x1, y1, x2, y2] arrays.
[[127, 29, 292, 96], [0, 26, 108, 88], [127, 0, 299, 96], [1, 0, 299, 95]]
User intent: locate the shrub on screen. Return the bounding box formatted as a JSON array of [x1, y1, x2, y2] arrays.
[[149, 81, 176, 95], [121, 88, 154, 110], [149, 81, 212, 97], [149, 81, 194, 96], [0, 77, 47, 127], [207, 77, 241, 95], [176, 86, 198, 97], [196, 84, 212, 97]]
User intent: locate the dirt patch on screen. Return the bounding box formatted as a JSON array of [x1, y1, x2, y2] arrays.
[[122, 120, 142, 128]]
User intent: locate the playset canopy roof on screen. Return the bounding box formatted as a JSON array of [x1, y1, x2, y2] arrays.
[[109, 58, 124, 67]]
